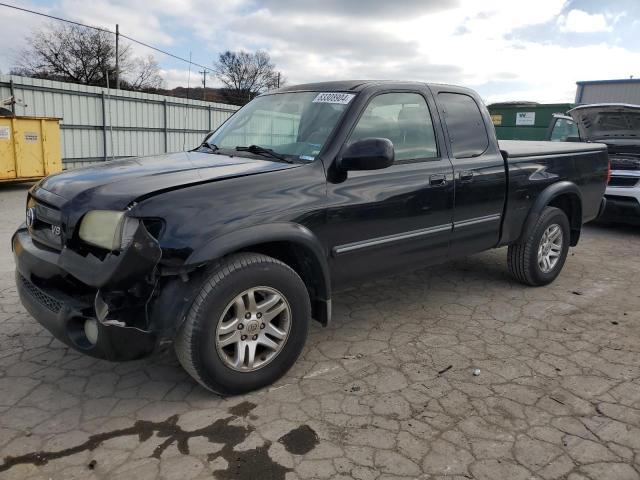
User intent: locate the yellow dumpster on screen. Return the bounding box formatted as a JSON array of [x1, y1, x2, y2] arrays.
[[0, 116, 62, 183]]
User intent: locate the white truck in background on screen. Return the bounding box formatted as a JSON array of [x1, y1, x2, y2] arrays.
[[549, 104, 640, 224]]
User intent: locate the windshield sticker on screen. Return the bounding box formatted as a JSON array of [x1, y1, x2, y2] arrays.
[[313, 92, 355, 105], [299, 155, 315, 161]]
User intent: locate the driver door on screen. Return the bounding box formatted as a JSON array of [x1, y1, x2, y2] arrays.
[[324, 90, 454, 287]]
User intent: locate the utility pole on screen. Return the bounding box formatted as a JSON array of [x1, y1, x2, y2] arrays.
[[199, 70, 207, 100], [115, 24, 120, 89], [277, 72, 280, 89]]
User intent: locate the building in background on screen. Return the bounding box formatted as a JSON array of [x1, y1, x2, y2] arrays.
[[575, 78, 640, 104], [487, 102, 574, 141]]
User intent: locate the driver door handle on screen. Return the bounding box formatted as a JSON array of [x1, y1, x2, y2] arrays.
[[429, 174, 447, 187], [459, 170, 474, 182]]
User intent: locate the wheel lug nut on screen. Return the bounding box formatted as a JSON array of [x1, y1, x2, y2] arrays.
[[238, 323, 244, 330], [257, 313, 262, 319], [241, 335, 247, 341], [245, 313, 251, 319], [260, 323, 265, 329], [252, 335, 258, 340]]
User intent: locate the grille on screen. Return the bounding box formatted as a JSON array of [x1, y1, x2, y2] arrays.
[[609, 176, 639, 188], [27, 196, 63, 251], [606, 195, 640, 207], [610, 157, 640, 171], [19, 274, 63, 313]]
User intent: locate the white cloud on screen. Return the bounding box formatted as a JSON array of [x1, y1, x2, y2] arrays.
[[0, 1, 49, 73], [1, 0, 637, 104], [159, 68, 223, 89], [557, 9, 611, 33]]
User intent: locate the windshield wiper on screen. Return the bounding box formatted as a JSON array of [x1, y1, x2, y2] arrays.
[[235, 145, 293, 163]]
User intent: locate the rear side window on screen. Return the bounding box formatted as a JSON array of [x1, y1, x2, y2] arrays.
[[438, 92, 489, 158]]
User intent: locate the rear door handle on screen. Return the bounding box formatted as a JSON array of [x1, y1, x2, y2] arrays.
[[459, 170, 474, 182], [429, 174, 447, 186]]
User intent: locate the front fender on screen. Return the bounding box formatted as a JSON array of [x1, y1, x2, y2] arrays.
[[186, 222, 331, 304]]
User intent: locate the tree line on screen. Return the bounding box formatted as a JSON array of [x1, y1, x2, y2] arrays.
[[11, 23, 284, 106]]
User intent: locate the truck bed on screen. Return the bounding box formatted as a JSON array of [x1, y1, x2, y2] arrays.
[[499, 140, 608, 158]]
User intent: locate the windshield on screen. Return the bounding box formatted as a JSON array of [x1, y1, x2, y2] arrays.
[[207, 91, 355, 161]]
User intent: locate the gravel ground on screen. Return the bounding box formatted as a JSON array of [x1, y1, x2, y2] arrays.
[[1, 183, 639, 480]]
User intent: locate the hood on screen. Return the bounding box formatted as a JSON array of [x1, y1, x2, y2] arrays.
[[568, 104, 640, 143], [37, 151, 299, 209]]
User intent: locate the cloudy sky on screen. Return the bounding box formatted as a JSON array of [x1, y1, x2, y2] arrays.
[[0, 0, 638, 103]]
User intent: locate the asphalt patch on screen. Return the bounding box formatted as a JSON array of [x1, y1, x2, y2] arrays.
[[228, 401, 257, 417], [278, 424, 319, 455], [212, 441, 290, 480], [0, 403, 291, 479]]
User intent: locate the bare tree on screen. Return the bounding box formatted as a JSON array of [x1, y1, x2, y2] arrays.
[[13, 23, 164, 90], [128, 55, 164, 90], [213, 50, 282, 105]]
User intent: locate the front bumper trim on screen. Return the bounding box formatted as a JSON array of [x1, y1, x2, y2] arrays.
[[13, 229, 158, 361]]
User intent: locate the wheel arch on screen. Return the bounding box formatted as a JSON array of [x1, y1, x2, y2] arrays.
[[521, 181, 583, 247], [186, 223, 331, 326]]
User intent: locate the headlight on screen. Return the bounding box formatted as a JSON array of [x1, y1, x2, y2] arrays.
[[78, 210, 139, 251]]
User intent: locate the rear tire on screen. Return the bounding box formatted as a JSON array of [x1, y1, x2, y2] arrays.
[[508, 206, 570, 286], [175, 253, 310, 395]]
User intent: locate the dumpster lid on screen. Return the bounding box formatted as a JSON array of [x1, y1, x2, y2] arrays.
[[11, 115, 62, 121]]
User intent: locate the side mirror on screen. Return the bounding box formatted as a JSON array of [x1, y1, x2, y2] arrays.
[[338, 138, 394, 171]]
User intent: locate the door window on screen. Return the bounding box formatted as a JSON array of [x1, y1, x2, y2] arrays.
[[438, 93, 489, 158], [349, 92, 438, 161], [550, 117, 579, 142]]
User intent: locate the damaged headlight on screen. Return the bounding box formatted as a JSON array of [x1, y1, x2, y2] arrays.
[[78, 210, 139, 251]]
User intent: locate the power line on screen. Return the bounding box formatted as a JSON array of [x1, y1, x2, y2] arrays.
[[0, 1, 214, 72]]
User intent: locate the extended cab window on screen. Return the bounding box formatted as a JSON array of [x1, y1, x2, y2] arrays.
[[550, 117, 579, 142], [438, 92, 489, 158], [349, 92, 438, 161]]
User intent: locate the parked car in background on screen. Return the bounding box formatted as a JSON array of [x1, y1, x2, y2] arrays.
[[14, 81, 609, 395], [549, 104, 640, 224], [547, 113, 580, 142]]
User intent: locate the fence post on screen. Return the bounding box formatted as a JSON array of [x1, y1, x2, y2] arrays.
[[208, 105, 212, 132], [101, 92, 108, 161], [163, 99, 168, 153], [9, 79, 16, 115]]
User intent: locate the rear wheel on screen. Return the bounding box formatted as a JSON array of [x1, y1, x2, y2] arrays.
[[508, 206, 570, 286], [175, 253, 310, 395]]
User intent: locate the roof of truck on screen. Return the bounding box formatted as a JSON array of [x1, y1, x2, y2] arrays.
[[276, 80, 458, 93]]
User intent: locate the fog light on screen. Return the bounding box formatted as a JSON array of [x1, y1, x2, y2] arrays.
[[84, 318, 99, 345]]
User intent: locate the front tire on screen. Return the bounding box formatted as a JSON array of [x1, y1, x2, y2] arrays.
[[508, 206, 570, 286], [175, 253, 310, 395]]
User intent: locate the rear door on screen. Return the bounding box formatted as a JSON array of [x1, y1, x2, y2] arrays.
[[431, 87, 507, 257], [324, 88, 454, 286]]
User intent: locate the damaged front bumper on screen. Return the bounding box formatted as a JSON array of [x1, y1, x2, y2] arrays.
[[13, 225, 163, 361]]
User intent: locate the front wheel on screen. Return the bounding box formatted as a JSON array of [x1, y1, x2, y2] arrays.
[[175, 253, 310, 395], [508, 206, 570, 286]]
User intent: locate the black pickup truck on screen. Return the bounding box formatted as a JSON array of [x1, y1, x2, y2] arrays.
[[13, 81, 609, 394]]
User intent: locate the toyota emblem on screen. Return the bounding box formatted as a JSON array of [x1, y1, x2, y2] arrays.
[[26, 207, 36, 228]]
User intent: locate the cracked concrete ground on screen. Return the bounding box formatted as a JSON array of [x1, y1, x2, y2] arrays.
[[1, 183, 640, 480]]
